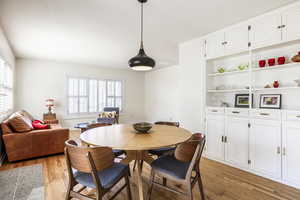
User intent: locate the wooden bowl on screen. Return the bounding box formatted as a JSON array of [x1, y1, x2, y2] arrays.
[[133, 122, 153, 133]]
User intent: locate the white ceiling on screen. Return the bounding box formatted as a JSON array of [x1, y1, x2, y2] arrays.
[[0, 0, 297, 69]]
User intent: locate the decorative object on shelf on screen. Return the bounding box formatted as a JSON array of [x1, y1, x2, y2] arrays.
[[264, 84, 272, 88], [45, 98, 55, 114], [273, 80, 280, 88], [217, 67, 225, 73], [259, 60, 266, 68], [235, 94, 253, 108], [259, 94, 282, 109], [133, 122, 153, 133], [220, 101, 230, 107], [128, 0, 155, 71], [237, 64, 249, 71], [294, 79, 300, 87], [268, 58, 276, 66], [277, 56, 286, 65], [291, 51, 300, 63]]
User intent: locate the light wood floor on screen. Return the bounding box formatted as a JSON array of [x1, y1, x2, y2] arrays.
[[1, 131, 300, 200]]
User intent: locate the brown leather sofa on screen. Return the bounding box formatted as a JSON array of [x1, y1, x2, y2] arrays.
[[1, 110, 69, 162]]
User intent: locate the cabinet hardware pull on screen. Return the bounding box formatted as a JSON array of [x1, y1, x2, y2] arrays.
[[277, 25, 282, 29], [260, 113, 270, 116], [277, 147, 281, 154], [281, 25, 286, 28], [224, 136, 228, 143], [283, 148, 286, 156], [232, 111, 240, 114], [211, 110, 218, 113], [221, 136, 224, 142], [296, 115, 300, 118]]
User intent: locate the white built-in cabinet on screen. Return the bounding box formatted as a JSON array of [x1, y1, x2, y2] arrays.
[[225, 109, 249, 169], [206, 3, 300, 58], [206, 109, 224, 161], [282, 111, 300, 188], [205, 108, 300, 189], [282, 6, 300, 42], [249, 117, 282, 179]]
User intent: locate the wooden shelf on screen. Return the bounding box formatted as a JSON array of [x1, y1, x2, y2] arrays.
[[254, 87, 300, 91], [208, 70, 249, 77], [208, 89, 249, 93], [253, 62, 300, 72]]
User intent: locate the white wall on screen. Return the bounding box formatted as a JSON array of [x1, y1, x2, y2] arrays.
[[0, 25, 14, 67], [15, 59, 146, 128], [144, 66, 180, 122]]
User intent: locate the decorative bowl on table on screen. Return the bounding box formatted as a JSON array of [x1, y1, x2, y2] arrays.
[[133, 122, 153, 133]]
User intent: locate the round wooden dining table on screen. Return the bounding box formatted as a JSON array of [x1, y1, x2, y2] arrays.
[[80, 124, 192, 200]]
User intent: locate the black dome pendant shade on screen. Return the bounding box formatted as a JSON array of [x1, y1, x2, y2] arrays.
[[129, 0, 155, 71]]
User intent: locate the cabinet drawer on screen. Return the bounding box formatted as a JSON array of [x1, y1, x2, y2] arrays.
[[283, 110, 300, 121], [226, 108, 249, 117], [206, 107, 225, 115], [250, 109, 281, 120]]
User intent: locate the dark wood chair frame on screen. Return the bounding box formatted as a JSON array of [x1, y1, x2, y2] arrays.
[[146, 135, 206, 200], [133, 121, 180, 171], [64, 140, 132, 200]]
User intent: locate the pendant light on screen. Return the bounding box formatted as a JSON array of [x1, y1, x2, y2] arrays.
[[129, 0, 155, 71]]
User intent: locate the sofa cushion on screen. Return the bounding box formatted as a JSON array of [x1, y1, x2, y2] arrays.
[[99, 111, 116, 119], [1, 121, 13, 134], [32, 120, 50, 130], [18, 110, 35, 122], [8, 115, 33, 133]]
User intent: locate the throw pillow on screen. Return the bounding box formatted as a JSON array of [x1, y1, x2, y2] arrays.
[[99, 111, 116, 118], [8, 115, 33, 133], [32, 120, 50, 130]]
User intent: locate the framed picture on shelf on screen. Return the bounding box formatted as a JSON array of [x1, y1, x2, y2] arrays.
[[260, 94, 282, 109], [235, 94, 253, 108]]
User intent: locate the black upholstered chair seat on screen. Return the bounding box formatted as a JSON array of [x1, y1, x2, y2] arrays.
[[151, 155, 190, 180], [113, 149, 125, 157], [73, 163, 128, 189], [148, 147, 176, 157]]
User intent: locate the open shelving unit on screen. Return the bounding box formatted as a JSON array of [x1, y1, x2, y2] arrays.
[[205, 40, 300, 110]]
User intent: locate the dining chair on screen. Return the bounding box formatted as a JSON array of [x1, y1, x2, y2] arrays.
[[146, 133, 206, 200], [86, 123, 125, 158], [133, 121, 180, 171], [64, 139, 132, 200]]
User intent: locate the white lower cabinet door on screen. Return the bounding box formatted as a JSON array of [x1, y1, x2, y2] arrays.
[[282, 122, 300, 187], [225, 117, 249, 168], [206, 115, 225, 161], [249, 119, 282, 179]]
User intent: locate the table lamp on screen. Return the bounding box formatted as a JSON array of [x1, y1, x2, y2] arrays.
[[45, 99, 55, 114]]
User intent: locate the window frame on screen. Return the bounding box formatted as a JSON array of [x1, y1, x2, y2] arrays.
[[0, 58, 13, 117], [66, 76, 124, 115]]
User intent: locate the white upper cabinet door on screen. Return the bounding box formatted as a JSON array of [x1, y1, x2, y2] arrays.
[[282, 5, 300, 42], [282, 121, 300, 188], [249, 119, 282, 179], [205, 32, 225, 59], [206, 115, 225, 161], [224, 25, 249, 55], [225, 117, 249, 169], [249, 13, 282, 48]]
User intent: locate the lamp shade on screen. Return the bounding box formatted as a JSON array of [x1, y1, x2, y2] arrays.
[[46, 99, 54, 107], [129, 48, 155, 71]]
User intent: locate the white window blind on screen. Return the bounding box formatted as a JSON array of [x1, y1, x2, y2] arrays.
[[67, 77, 123, 114], [0, 59, 13, 115]]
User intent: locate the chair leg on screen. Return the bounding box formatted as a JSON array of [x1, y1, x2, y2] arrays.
[[162, 177, 167, 186], [65, 179, 74, 200], [140, 160, 144, 171], [187, 183, 193, 200], [125, 174, 132, 200], [146, 170, 155, 200], [133, 160, 137, 171], [198, 175, 205, 200]]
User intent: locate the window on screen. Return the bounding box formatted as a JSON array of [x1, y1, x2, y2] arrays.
[[67, 77, 123, 114], [0, 59, 13, 115]]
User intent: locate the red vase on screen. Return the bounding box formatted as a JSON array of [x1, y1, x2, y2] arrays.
[[278, 57, 285, 65], [273, 81, 279, 88], [259, 60, 266, 68], [268, 58, 276, 66]]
